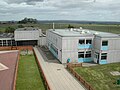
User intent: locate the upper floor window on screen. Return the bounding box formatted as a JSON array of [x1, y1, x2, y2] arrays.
[[102, 41, 108, 46], [79, 40, 85, 44], [86, 40, 92, 44]]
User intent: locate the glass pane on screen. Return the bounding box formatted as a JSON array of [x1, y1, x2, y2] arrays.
[[86, 40, 92, 44], [101, 53, 107, 56], [79, 40, 85, 44]]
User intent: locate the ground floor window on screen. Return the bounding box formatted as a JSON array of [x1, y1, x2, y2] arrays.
[[78, 52, 84, 58], [95, 52, 99, 59], [51, 44, 58, 55], [0, 40, 2, 46], [17, 40, 37, 46], [85, 51, 91, 58], [101, 53, 107, 60]]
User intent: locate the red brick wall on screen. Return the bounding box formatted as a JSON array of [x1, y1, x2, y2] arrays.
[[0, 46, 33, 51]]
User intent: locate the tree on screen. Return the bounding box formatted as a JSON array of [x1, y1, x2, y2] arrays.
[[18, 17, 38, 24], [18, 24, 24, 28], [5, 27, 15, 33], [68, 24, 74, 28]]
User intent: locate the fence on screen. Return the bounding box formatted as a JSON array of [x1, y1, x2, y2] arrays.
[[33, 49, 51, 90], [67, 63, 94, 90]]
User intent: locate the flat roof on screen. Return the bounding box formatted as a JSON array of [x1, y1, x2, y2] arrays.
[[0, 33, 14, 38], [0, 50, 19, 90], [15, 27, 40, 31], [49, 29, 120, 38]]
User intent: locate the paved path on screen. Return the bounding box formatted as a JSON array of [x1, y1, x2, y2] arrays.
[[0, 50, 19, 90], [34, 47, 85, 90]]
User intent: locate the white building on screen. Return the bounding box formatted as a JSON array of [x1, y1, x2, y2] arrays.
[[46, 29, 120, 64], [14, 27, 46, 46]]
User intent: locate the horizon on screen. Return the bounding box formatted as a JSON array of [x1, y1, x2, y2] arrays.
[[1, 19, 120, 23]]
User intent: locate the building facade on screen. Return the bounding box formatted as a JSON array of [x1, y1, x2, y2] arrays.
[[15, 27, 41, 46], [46, 29, 120, 64], [0, 33, 16, 46], [0, 27, 46, 47]]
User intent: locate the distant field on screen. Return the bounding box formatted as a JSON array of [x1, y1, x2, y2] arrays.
[[16, 55, 45, 90], [74, 63, 120, 90], [0, 23, 120, 34]]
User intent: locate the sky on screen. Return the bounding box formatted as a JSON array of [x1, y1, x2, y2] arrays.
[[0, 0, 120, 21]]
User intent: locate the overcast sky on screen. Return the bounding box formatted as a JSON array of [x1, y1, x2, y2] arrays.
[[0, 0, 120, 21]]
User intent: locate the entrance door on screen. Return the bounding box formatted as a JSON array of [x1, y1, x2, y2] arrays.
[[95, 52, 99, 64], [96, 53, 99, 64]]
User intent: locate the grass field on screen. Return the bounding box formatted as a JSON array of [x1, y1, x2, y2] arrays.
[[74, 63, 120, 90], [0, 23, 120, 34], [16, 55, 45, 90]]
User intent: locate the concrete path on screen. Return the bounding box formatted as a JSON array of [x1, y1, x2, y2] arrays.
[[34, 47, 85, 90]]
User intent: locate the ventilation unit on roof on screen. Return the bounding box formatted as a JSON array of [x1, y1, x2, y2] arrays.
[[80, 27, 83, 30], [70, 28, 73, 31], [95, 32, 99, 35]]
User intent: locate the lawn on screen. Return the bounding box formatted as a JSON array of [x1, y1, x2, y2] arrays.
[[16, 55, 45, 90], [74, 63, 120, 90]]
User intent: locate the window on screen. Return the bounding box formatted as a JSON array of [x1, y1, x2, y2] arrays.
[[78, 52, 84, 58], [86, 40, 92, 44], [51, 44, 58, 54], [79, 40, 85, 44], [95, 52, 99, 59], [85, 51, 91, 58], [102, 41, 108, 46], [0, 40, 2, 46], [101, 53, 107, 60], [3, 40, 6, 46], [8, 40, 11, 46]]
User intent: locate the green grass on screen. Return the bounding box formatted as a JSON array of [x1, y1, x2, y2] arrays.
[[16, 55, 45, 90], [0, 23, 120, 34], [74, 63, 120, 90]]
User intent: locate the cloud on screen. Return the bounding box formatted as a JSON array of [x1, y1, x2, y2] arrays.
[[4, 0, 44, 5], [0, 0, 120, 21]]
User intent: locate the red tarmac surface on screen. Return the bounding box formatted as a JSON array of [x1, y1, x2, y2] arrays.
[[0, 51, 19, 90]]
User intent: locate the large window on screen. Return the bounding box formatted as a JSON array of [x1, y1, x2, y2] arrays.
[[78, 52, 84, 58], [79, 40, 85, 44], [8, 40, 11, 46], [101, 53, 107, 60], [102, 41, 108, 46], [51, 44, 58, 54], [3, 40, 6, 46], [86, 40, 92, 44], [85, 51, 91, 58]]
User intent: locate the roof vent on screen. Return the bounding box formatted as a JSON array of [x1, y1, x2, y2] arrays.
[[70, 28, 73, 31], [80, 27, 83, 30], [95, 32, 99, 35]]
